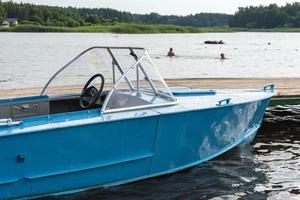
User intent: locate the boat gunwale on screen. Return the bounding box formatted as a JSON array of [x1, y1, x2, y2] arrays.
[[0, 90, 274, 138]]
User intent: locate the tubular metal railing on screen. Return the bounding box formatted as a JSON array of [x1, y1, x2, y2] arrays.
[[40, 46, 145, 95], [39, 46, 177, 114]]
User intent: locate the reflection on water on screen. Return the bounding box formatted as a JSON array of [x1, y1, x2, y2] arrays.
[[40, 105, 300, 200], [253, 105, 300, 200]]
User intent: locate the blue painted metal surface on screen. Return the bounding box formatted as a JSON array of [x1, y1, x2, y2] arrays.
[[0, 88, 274, 199], [171, 89, 216, 96]]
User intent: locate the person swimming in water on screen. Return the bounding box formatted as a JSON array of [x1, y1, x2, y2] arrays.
[[167, 48, 175, 57], [220, 53, 225, 60]]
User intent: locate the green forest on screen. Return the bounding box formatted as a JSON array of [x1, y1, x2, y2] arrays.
[[0, 1, 230, 28], [1, 1, 300, 32], [229, 2, 300, 28]]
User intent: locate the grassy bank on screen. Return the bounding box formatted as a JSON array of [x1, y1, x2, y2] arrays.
[[233, 27, 300, 32], [1, 24, 300, 33], [0, 23, 235, 33]]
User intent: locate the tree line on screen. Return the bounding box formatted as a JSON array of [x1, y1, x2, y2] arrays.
[[229, 2, 300, 28], [1, 1, 300, 29], [0, 1, 230, 27], [0, 1, 5, 20]]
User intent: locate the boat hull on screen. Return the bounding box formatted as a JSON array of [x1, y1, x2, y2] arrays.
[[0, 98, 270, 199]]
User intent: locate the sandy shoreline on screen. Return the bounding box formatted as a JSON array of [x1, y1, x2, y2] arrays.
[[1, 78, 299, 99], [166, 78, 300, 97]]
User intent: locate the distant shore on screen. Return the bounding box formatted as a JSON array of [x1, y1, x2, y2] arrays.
[[1, 24, 300, 33]]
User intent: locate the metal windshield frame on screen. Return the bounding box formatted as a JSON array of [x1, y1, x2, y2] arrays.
[[40, 46, 145, 95], [101, 51, 177, 114], [40, 46, 177, 114]]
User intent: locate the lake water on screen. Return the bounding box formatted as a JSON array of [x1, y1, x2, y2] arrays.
[[1, 32, 300, 89]]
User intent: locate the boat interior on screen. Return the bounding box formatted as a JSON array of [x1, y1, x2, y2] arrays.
[[0, 88, 175, 120], [0, 47, 178, 121]]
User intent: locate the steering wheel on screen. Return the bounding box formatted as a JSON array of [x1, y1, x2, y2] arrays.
[[80, 74, 105, 109]]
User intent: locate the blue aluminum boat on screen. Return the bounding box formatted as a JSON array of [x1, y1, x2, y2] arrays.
[[0, 47, 275, 199]]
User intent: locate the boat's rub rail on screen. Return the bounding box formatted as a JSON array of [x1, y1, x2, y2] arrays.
[[0, 118, 22, 127]]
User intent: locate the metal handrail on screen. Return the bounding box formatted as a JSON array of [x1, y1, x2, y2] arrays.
[[40, 46, 145, 95], [0, 118, 22, 127], [263, 84, 275, 92], [216, 98, 231, 106]]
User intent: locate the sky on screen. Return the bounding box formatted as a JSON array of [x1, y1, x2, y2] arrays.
[[3, 0, 298, 15]]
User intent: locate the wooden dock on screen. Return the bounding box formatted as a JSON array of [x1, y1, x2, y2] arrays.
[[1, 78, 300, 105], [165, 78, 300, 106], [166, 78, 300, 96]]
